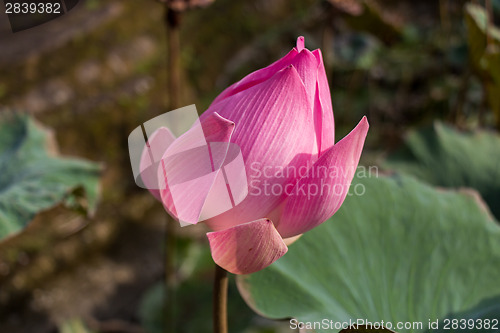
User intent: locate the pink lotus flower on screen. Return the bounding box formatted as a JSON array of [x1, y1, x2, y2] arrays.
[[141, 37, 369, 274]]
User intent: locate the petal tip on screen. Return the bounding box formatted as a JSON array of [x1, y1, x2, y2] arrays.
[[282, 64, 300, 78], [212, 111, 235, 127], [359, 116, 369, 131], [277, 117, 369, 238], [296, 36, 305, 52]]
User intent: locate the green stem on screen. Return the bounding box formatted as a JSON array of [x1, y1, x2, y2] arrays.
[[166, 7, 182, 110], [163, 5, 182, 333], [486, 0, 493, 48], [213, 264, 228, 333], [164, 215, 177, 333]]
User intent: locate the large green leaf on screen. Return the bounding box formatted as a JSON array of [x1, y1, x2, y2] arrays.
[[384, 122, 500, 220], [237, 174, 500, 333], [0, 112, 101, 240]]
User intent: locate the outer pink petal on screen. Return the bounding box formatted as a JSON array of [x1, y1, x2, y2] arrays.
[[277, 117, 369, 238], [207, 218, 288, 274], [210, 48, 299, 106], [313, 49, 335, 155], [139, 127, 176, 201], [158, 112, 235, 225], [203, 66, 316, 231]]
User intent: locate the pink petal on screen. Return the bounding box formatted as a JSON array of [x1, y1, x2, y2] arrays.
[[277, 117, 369, 238], [290, 48, 319, 108], [203, 66, 316, 231], [139, 127, 176, 201], [289, 48, 321, 158], [207, 218, 288, 274], [291, 49, 318, 92], [210, 48, 299, 106], [313, 49, 335, 155], [296, 36, 305, 52], [158, 112, 236, 225]]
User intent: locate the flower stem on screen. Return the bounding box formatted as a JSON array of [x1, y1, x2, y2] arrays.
[[213, 264, 228, 333], [163, 5, 181, 332], [165, 6, 182, 110], [164, 215, 177, 333], [486, 0, 493, 47]]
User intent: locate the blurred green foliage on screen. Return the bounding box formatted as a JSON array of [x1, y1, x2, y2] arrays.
[[0, 112, 101, 241], [465, 3, 500, 128], [139, 278, 258, 333], [59, 319, 95, 333], [138, 233, 291, 333], [385, 122, 500, 220]]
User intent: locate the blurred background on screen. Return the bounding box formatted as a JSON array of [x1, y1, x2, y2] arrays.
[[0, 0, 499, 332]]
